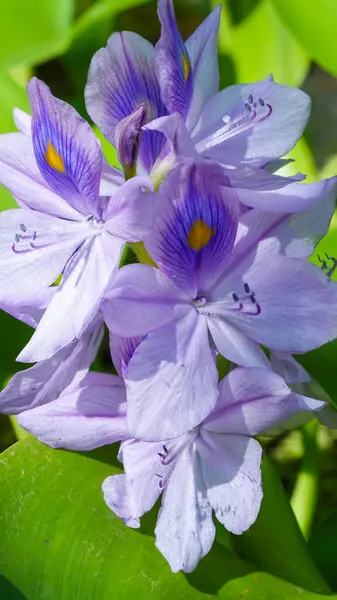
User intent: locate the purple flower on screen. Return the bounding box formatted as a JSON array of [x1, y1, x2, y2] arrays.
[[103, 367, 324, 572], [0, 307, 103, 415], [85, 0, 222, 173], [0, 78, 155, 362], [103, 162, 337, 440], [17, 371, 127, 451], [270, 350, 337, 429], [86, 0, 314, 178]]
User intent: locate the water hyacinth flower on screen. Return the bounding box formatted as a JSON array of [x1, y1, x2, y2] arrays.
[[18, 371, 128, 451], [85, 0, 337, 215], [103, 367, 324, 573], [0, 78, 155, 362], [0, 305, 103, 416], [103, 161, 337, 441], [86, 0, 309, 172]]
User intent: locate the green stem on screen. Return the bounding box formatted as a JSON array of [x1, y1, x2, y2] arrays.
[[291, 419, 319, 540]]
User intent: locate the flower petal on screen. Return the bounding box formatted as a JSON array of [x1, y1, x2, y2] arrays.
[[193, 77, 311, 166], [204, 367, 323, 436], [103, 474, 140, 529], [126, 310, 219, 441], [103, 264, 189, 337], [18, 372, 127, 450], [28, 77, 103, 216], [0, 209, 91, 302], [104, 176, 155, 241], [270, 351, 311, 385], [235, 171, 337, 214], [109, 334, 144, 379], [209, 252, 336, 355], [0, 319, 103, 414], [155, 444, 215, 573], [0, 287, 54, 329], [185, 5, 221, 131], [13, 108, 31, 136], [85, 32, 167, 172], [155, 0, 193, 119], [120, 438, 174, 519], [145, 161, 239, 298], [0, 133, 81, 219], [18, 231, 124, 362], [198, 431, 262, 535], [207, 317, 269, 368]]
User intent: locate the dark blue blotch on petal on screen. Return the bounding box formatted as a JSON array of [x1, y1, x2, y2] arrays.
[[145, 162, 239, 298], [28, 78, 103, 217]]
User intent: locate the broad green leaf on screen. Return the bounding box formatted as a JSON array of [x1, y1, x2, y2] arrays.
[[309, 511, 337, 591], [228, 0, 309, 86], [271, 0, 337, 78], [0, 0, 74, 69], [233, 456, 329, 592], [1, 438, 336, 600]]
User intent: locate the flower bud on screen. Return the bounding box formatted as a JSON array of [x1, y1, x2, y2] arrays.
[[115, 104, 147, 179]]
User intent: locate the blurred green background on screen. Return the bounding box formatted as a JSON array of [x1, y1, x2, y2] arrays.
[[1, 1, 337, 594]]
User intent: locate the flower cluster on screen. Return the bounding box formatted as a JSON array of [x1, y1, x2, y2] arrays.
[[1, 0, 337, 574]]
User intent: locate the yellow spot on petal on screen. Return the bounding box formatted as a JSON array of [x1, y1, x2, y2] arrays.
[[45, 141, 65, 173], [182, 52, 190, 82], [187, 220, 216, 251]]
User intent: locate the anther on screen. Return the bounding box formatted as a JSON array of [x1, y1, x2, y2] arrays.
[[20, 224, 27, 232], [258, 98, 265, 106], [14, 233, 20, 243], [244, 283, 250, 293], [232, 292, 239, 302], [245, 103, 252, 112], [248, 94, 253, 104]]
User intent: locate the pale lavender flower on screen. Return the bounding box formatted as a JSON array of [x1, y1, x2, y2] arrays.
[[83, 0, 336, 216], [103, 367, 324, 572], [0, 78, 154, 362], [103, 161, 337, 440], [17, 371, 127, 451], [270, 350, 337, 429], [0, 303, 103, 416]]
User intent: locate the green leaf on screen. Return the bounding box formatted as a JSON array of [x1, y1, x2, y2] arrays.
[[271, 0, 337, 78], [233, 456, 329, 592], [228, 0, 309, 86], [0, 0, 74, 69], [309, 511, 337, 591], [1, 438, 336, 599]]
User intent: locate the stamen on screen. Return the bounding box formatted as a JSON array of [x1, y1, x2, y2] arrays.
[[20, 224, 27, 232], [158, 444, 169, 465], [318, 253, 337, 280], [196, 93, 273, 152], [231, 283, 261, 316]]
